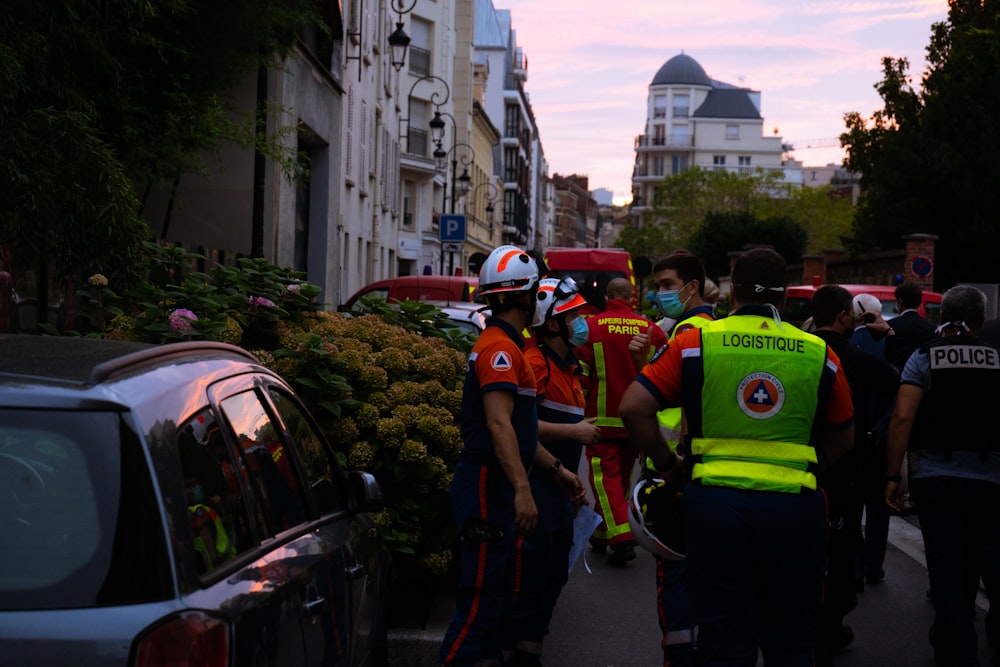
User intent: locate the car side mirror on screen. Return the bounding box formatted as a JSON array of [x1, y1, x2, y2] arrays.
[[347, 470, 385, 513]]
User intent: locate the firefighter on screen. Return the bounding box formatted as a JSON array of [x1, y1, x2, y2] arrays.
[[506, 277, 593, 666], [577, 277, 668, 566]]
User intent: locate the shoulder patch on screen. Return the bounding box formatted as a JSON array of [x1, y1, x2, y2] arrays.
[[650, 343, 668, 363], [491, 350, 513, 371]]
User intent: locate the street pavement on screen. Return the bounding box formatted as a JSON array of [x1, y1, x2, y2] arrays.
[[544, 514, 994, 666], [388, 514, 995, 665]]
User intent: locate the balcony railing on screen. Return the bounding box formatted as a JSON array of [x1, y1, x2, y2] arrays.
[[634, 134, 693, 148]]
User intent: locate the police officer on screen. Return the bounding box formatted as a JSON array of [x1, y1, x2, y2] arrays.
[[620, 248, 855, 666], [438, 245, 541, 667], [506, 277, 594, 666], [885, 285, 1000, 667]]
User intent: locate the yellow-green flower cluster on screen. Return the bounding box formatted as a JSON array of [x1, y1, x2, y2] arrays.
[[104, 314, 141, 341], [348, 441, 375, 469], [421, 550, 453, 577], [219, 316, 244, 345], [392, 404, 423, 429], [374, 347, 415, 377], [343, 315, 408, 350], [327, 417, 360, 448], [399, 439, 428, 464], [376, 416, 406, 449], [352, 402, 380, 430]]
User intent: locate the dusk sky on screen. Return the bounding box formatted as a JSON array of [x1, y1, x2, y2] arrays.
[[496, 0, 949, 204]]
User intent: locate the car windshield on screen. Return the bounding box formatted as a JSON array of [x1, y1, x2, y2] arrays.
[[0, 410, 169, 610]]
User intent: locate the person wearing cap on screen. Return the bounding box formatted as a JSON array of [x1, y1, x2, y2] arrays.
[[634, 251, 716, 667], [885, 285, 1000, 667], [505, 277, 594, 667], [620, 247, 855, 666], [439, 245, 542, 667], [577, 277, 669, 566], [808, 285, 899, 665], [849, 292, 900, 588]]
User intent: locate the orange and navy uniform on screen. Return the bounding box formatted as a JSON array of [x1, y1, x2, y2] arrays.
[[507, 342, 587, 647], [439, 317, 537, 666], [577, 298, 668, 547]]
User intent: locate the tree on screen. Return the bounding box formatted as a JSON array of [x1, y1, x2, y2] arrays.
[[841, 1, 1000, 288], [617, 167, 849, 265], [688, 212, 808, 280], [0, 0, 319, 290]]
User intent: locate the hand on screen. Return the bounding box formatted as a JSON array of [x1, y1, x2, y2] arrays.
[[629, 333, 652, 369], [555, 468, 588, 508], [514, 487, 538, 535], [573, 417, 601, 445], [884, 480, 904, 513]]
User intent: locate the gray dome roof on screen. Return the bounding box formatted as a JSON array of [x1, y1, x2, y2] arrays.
[[652, 54, 711, 87]]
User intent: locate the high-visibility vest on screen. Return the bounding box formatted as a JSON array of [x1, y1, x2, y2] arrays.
[[690, 316, 826, 493], [189, 503, 236, 568], [656, 313, 714, 451]]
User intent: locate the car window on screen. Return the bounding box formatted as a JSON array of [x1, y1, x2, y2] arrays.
[[0, 410, 170, 609], [177, 408, 258, 574], [267, 388, 344, 515], [219, 390, 308, 537]]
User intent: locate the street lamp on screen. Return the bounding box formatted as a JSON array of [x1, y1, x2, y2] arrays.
[[399, 76, 450, 156], [436, 142, 474, 214], [472, 181, 499, 229], [387, 0, 419, 71]]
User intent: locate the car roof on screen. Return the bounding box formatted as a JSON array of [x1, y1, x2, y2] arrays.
[[0, 336, 259, 386]]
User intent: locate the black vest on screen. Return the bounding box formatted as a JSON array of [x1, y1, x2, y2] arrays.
[[910, 335, 1000, 453]]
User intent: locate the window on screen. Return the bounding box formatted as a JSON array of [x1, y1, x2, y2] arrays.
[[268, 389, 343, 515], [653, 95, 666, 119], [713, 155, 726, 166], [177, 408, 256, 574], [673, 94, 689, 118], [739, 156, 751, 166], [671, 125, 688, 145], [652, 156, 665, 177], [726, 124, 739, 140], [653, 125, 665, 146], [219, 391, 307, 538], [671, 155, 688, 174]]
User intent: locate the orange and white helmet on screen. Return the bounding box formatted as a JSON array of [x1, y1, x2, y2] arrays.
[[629, 477, 685, 561], [532, 276, 587, 328], [478, 245, 539, 296]]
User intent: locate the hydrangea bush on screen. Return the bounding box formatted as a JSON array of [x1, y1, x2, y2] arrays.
[[74, 242, 472, 580]]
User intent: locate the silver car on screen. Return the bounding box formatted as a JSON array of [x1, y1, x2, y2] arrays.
[[0, 336, 389, 667]]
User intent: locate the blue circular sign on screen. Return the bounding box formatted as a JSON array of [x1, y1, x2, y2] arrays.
[[911, 255, 933, 278]]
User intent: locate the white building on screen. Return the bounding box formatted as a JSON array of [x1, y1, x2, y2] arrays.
[[631, 52, 802, 214]]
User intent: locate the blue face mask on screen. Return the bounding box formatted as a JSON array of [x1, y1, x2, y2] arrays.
[[656, 287, 688, 319], [568, 316, 589, 347]]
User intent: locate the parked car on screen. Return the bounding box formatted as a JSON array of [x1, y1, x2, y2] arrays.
[[543, 248, 637, 315], [783, 283, 943, 328], [0, 336, 389, 667], [429, 300, 488, 336], [341, 275, 478, 310]]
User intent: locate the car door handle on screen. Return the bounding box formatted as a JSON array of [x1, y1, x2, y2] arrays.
[[303, 596, 326, 614], [346, 563, 366, 580]]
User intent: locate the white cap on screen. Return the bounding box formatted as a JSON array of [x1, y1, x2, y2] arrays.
[[852, 293, 882, 319]]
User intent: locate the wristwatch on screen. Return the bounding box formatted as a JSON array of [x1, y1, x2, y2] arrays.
[[547, 459, 563, 477]]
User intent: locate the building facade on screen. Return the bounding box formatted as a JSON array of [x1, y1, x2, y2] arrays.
[[631, 53, 803, 216]]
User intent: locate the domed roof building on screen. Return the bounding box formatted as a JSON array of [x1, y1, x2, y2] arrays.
[[631, 53, 802, 212]]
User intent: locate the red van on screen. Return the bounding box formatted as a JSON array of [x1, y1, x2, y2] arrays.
[[341, 275, 478, 309], [543, 248, 636, 316], [783, 284, 942, 327]]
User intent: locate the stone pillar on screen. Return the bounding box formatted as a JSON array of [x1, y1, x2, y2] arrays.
[[802, 254, 824, 286], [902, 233, 938, 291]]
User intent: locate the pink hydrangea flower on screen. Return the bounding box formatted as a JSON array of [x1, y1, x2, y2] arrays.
[[248, 296, 277, 309], [286, 284, 301, 293], [169, 308, 198, 333]]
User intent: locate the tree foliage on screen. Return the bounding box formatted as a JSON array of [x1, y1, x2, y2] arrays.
[[841, 1, 1000, 288], [688, 212, 808, 280], [617, 167, 850, 270], [0, 0, 319, 288]]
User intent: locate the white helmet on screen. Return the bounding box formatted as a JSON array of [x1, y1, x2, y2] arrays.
[[531, 276, 587, 328], [852, 293, 883, 320], [628, 477, 685, 560], [478, 245, 539, 296]]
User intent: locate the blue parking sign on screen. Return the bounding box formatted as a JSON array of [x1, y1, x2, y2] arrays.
[[439, 214, 466, 242]]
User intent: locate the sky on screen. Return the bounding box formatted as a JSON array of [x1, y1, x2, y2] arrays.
[[496, 0, 950, 205]]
